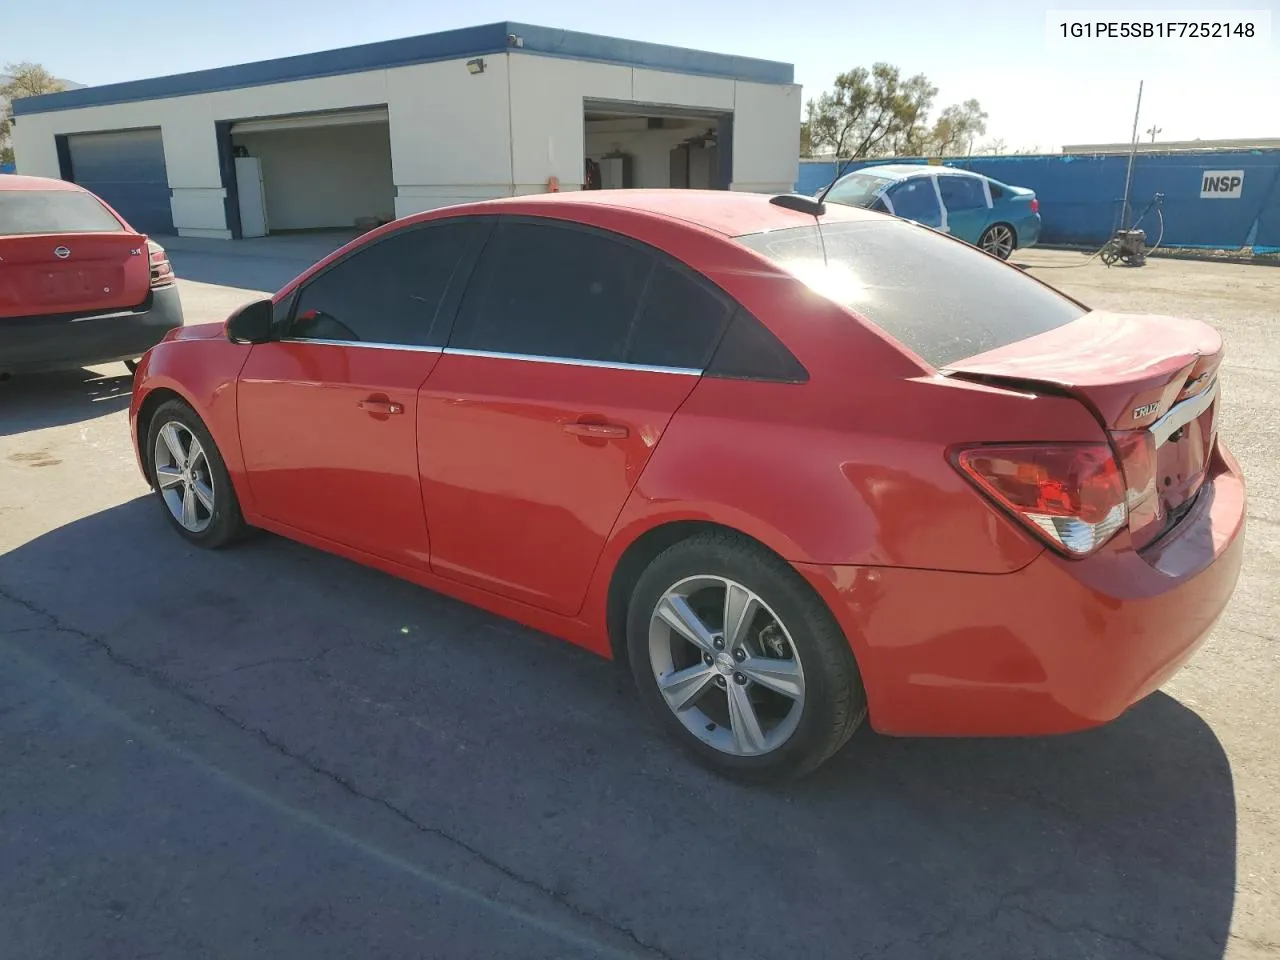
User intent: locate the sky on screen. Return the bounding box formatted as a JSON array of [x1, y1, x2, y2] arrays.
[[2, 0, 1276, 152]]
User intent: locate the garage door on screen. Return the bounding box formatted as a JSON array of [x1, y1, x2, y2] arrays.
[[66, 128, 174, 236]]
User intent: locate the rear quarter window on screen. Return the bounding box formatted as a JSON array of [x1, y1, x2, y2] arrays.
[[735, 219, 1087, 368], [0, 190, 124, 235]]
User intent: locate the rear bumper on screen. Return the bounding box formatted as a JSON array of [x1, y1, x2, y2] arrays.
[[1016, 214, 1042, 249], [0, 284, 183, 375], [797, 443, 1246, 737]]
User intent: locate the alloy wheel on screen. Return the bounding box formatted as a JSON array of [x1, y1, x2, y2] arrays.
[[981, 224, 1015, 259], [648, 575, 806, 757], [153, 421, 215, 533]]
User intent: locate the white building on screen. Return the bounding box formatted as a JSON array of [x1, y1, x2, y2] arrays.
[[11, 22, 800, 240]]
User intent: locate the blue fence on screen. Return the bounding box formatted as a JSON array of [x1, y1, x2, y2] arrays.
[[0, 162, 15, 174], [798, 150, 1280, 253]]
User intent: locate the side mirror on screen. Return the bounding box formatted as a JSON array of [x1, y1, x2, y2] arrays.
[[225, 298, 275, 344]]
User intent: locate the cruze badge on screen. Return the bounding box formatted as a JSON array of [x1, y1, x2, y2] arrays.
[[53, 245, 71, 259], [1133, 401, 1161, 420]]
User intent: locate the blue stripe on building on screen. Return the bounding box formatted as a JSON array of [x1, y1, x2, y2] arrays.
[[13, 22, 793, 118]]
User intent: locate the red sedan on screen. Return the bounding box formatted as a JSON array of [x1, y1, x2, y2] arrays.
[[128, 190, 1245, 781], [1, 174, 182, 377]]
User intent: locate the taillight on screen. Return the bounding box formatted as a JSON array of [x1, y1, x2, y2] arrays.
[[1030, 197, 1040, 214], [952, 443, 1127, 558], [1111, 430, 1158, 538], [147, 240, 174, 287]]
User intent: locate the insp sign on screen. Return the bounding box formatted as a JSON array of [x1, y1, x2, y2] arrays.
[[1200, 170, 1244, 199]]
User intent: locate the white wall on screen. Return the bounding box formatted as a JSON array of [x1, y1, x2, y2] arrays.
[[233, 124, 395, 230], [731, 81, 802, 194], [13, 50, 801, 237], [584, 118, 712, 189]]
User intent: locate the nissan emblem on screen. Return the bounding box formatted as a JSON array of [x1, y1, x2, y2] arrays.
[[54, 246, 71, 259]]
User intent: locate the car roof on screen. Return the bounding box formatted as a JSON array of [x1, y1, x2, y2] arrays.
[[843, 164, 985, 182], [429, 188, 882, 237], [0, 174, 85, 192]]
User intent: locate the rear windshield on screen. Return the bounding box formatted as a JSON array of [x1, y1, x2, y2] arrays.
[[734, 219, 1087, 368], [0, 190, 124, 236], [823, 172, 892, 207]]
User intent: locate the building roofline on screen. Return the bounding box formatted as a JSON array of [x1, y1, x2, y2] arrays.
[[12, 22, 794, 117]]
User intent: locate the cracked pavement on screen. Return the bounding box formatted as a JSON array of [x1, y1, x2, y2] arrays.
[[1, 241, 1277, 959]]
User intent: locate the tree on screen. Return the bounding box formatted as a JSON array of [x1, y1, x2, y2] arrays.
[[925, 99, 988, 157], [799, 114, 813, 158], [1, 62, 66, 166], [980, 137, 1007, 155], [805, 63, 937, 160]]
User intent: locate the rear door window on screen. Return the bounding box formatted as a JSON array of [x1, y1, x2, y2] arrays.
[[937, 176, 988, 212], [451, 219, 653, 364], [734, 219, 1087, 368], [0, 190, 124, 235]]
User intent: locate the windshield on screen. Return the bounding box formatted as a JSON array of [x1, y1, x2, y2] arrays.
[[823, 172, 893, 208], [734, 219, 1087, 368], [0, 190, 125, 236]]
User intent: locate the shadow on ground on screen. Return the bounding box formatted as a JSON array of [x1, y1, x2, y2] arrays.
[[0, 366, 133, 437], [0, 498, 1238, 960]]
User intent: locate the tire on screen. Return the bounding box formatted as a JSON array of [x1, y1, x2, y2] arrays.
[[626, 531, 867, 782], [145, 398, 248, 549], [978, 223, 1016, 260]]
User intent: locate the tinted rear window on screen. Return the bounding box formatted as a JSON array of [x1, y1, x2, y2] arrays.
[[0, 190, 124, 235], [734, 219, 1086, 367]]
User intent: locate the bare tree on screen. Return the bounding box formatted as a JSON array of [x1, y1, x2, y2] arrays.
[[805, 64, 937, 159], [1, 62, 66, 166]]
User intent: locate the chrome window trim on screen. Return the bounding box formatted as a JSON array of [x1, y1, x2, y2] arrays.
[[1150, 377, 1218, 447], [279, 338, 444, 354], [442, 347, 702, 376]]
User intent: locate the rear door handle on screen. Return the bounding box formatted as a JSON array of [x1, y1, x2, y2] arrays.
[[564, 422, 628, 440], [358, 399, 404, 415]]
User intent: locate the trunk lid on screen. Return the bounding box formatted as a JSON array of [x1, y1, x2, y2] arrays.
[[944, 311, 1223, 549], [0, 233, 151, 319]]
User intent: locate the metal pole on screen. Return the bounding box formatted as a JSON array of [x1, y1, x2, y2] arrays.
[[1120, 80, 1143, 230]]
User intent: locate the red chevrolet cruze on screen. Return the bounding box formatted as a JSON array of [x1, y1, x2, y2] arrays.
[[128, 190, 1245, 780]]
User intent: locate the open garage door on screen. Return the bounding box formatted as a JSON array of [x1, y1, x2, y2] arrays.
[[65, 128, 174, 236], [229, 107, 395, 235], [584, 100, 731, 191]]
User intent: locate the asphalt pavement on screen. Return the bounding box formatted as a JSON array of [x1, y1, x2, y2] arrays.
[[1, 238, 1276, 960]]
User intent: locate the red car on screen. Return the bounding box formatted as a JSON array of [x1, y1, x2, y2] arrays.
[[0, 174, 181, 377], [128, 190, 1245, 781]]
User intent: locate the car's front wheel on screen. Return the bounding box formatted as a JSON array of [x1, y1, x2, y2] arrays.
[[627, 532, 867, 781], [145, 398, 247, 548]]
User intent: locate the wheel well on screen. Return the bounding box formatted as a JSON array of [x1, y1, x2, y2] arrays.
[[605, 520, 791, 662], [135, 387, 185, 485]]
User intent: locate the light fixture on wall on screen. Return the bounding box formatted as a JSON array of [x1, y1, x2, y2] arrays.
[[466, 58, 486, 75]]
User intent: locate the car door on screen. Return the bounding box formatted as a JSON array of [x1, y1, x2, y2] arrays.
[[418, 216, 734, 616], [935, 174, 993, 244], [883, 177, 945, 232], [236, 218, 490, 567]]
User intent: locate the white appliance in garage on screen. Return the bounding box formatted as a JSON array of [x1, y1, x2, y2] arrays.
[[235, 156, 269, 238]]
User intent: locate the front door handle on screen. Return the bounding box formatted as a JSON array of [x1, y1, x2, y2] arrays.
[[358, 398, 404, 415], [564, 421, 628, 440]]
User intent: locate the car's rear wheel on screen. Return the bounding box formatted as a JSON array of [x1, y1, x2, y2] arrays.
[[626, 532, 866, 781], [146, 399, 247, 548], [979, 223, 1016, 259]]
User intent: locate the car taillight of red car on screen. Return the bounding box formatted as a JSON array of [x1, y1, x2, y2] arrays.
[[951, 442, 1129, 558], [1030, 197, 1040, 214], [147, 240, 175, 287]]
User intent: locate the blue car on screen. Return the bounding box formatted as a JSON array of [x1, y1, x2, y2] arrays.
[[817, 164, 1041, 260]]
